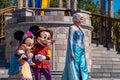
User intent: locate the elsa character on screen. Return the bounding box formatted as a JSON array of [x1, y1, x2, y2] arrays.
[[62, 13, 89, 80]]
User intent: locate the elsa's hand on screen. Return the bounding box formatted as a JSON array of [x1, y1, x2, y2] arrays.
[[71, 53, 74, 60]]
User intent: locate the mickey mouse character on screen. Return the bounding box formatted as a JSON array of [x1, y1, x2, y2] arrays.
[[8, 30, 34, 80], [30, 25, 55, 80]]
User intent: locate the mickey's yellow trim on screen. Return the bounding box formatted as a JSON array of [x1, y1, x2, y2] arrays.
[[46, 50, 51, 59]]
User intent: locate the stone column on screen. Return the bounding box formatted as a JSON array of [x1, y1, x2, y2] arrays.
[[17, 0, 24, 9], [71, 0, 77, 13], [66, 0, 70, 9], [25, 0, 28, 8], [58, 0, 63, 8], [108, 0, 114, 17], [32, 0, 35, 8], [108, 0, 114, 48], [17, 0, 21, 9]]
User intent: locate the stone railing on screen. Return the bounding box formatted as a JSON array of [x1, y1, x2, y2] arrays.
[[6, 8, 72, 25], [0, 6, 17, 39], [0, 6, 17, 15]]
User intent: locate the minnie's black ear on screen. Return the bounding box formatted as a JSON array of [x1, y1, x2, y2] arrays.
[[14, 30, 24, 42], [29, 25, 39, 35]]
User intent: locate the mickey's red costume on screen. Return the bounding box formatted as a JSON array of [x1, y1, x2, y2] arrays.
[[30, 25, 55, 80]]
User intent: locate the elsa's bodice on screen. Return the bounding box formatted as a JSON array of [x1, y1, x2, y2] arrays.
[[69, 25, 85, 49], [73, 30, 85, 48]]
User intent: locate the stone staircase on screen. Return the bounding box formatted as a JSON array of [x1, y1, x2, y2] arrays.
[[1, 41, 120, 80], [90, 43, 120, 80], [40, 71, 62, 80], [0, 38, 9, 80]]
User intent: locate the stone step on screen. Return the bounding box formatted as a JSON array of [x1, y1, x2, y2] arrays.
[[92, 64, 120, 69], [0, 38, 5, 43], [91, 50, 117, 54], [0, 49, 5, 53], [40, 74, 62, 80], [0, 70, 63, 79], [0, 57, 6, 60], [0, 64, 9, 68], [0, 55, 5, 59], [92, 47, 116, 51], [0, 63, 9, 68], [0, 60, 7, 63], [92, 44, 116, 51], [92, 46, 108, 51], [92, 43, 104, 47], [0, 69, 8, 75], [92, 57, 120, 61], [0, 45, 5, 48], [0, 60, 9, 68], [91, 68, 120, 73], [91, 43, 120, 79], [92, 60, 120, 65], [0, 50, 5, 53], [90, 78, 120, 80], [91, 53, 120, 58], [51, 71, 63, 75], [90, 72, 120, 78], [0, 44, 8, 69], [0, 45, 5, 58]]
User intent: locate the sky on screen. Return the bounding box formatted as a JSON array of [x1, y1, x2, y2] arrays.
[[94, 0, 120, 13], [113, 0, 120, 12]]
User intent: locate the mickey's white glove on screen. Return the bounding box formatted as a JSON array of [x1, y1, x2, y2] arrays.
[[35, 54, 46, 61], [35, 54, 43, 61], [41, 55, 46, 60]]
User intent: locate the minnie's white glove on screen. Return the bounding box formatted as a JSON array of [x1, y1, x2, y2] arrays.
[[21, 54, 27, 58], [27, 59, 35, 65]]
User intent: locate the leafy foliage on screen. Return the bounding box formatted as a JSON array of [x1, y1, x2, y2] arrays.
[[50, 0, 58, 7], [0, 0, 10, 9], [77, 0, 100, 13], [49, 0, 100, 13]]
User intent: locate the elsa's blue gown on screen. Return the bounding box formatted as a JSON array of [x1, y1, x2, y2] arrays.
[[62, 25, 89, 80]]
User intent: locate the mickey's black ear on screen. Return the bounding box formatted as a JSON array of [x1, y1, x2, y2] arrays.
[[14, 30, 24, 42], [29, 25, 39, 35]]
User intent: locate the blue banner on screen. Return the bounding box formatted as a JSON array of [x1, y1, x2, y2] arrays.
[[36, 0, 42, 8], [28, 0, 32, 7]]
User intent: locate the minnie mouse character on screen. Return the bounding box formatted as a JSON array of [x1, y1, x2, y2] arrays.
[[29, 25, 55, 80], [8, 30, 35, 80]]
